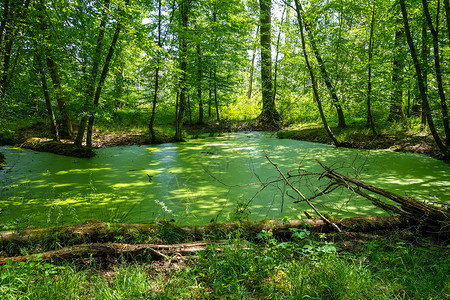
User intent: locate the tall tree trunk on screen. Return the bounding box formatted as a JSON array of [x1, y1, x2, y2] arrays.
[[294, 0, 339, 146], [208, 69, 212, 117], [35, 49, 59, 142], [257, 0, 280, 126], [214, 69, 219, 121], [248, 26, 259, 100], [422, 0, 450, 147], [86, 0, 130, 148], [400, 0, 449, 160], [149, 0, 163, 142], [273, 6, 286, 104], [174, 0, 190, 142], [75, 0, 111, 146], [196, 41, 203, 124], [421, 21, 428, 129], [35, 1, 73, 139], [388, 22, 406, 123], [367, 4, 377, 135], [296, 2, 346, 128]]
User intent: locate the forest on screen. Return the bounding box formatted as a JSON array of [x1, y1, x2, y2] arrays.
[[0, 0, 449, 299]]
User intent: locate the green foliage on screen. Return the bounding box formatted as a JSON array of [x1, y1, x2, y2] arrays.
[[0, 230, 448, 299]]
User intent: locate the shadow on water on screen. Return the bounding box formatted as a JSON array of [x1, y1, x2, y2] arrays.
[[0, 132, 449, 227]]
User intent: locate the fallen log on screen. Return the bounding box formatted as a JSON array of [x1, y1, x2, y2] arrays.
[[0, 216, 404, 248], [316, 160, 450, 235], [0, 241, 229, 264], [0, 217, 405, 264]]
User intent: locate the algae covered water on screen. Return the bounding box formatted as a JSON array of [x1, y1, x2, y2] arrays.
[[0, 132, 449, 227]]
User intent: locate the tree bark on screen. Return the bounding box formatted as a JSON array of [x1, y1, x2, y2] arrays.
[[248, 26, 259, 100], [149, 0, 163, 142], [367, 4, 377, 134], [273, 6, 286, 104], [85, 0, 130, 148], [388, 21, 406, 123], [174, 0, 191, 142], [399, 0, 449, 160], [257, 0, 280, 127], [422, 0, 450, 147], [75, 0, 112, 147], [35, 48, 59, 142], [196, 40, 203, 124], [214, 69, 220, 121], [294, 0, 340, 146], [420, 21, 428, 129], [295, 2, 346, 128]]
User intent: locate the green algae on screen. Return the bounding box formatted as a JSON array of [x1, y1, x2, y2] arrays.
[[0, 132, 449, 228]]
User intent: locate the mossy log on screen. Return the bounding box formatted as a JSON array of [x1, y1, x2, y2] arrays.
[[0, 217, 404, 247], [20, 138, 95, 158], [0, 217, 405, 264], [0, 241, 229, 264]]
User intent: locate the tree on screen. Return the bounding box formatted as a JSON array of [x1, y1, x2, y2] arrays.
[[294, 0, 340, 146], [257, 0, 280, 127], [366, 3, 377, 134], [0, 0, 31, 102], [174, 0, 191, 142], [295, 1, 346, 128], [149, 0, 163, 142], [399, 0, 449, 160], [388, 18, 406, 123]]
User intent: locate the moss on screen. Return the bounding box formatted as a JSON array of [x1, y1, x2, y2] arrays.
[[20, 138, 96, 158]]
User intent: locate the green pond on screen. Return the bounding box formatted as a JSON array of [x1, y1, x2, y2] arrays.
[[0, 132, 449, 227]]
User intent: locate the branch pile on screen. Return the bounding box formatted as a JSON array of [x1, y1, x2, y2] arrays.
[[315, 160, 450, 235]]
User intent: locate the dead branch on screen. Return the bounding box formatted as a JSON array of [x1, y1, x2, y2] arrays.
[[316, 160, 450, 234], [264, 152, 342, 232]]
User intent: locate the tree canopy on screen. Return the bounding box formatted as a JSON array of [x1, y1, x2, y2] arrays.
[[0, 0, 449, 159]]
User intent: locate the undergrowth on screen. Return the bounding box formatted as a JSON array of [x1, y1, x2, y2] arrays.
[[1, 227, 449, 299]]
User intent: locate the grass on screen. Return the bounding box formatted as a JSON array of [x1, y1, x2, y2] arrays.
[[1, 228, 449, 299]]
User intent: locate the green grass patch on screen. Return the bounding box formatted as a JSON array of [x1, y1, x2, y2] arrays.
[[1, 229, 448, 299]]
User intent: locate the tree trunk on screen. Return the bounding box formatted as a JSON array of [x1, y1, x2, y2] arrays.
[[367, 4, 377, 135], [296, 2, 346, 128], [196, 41, 203, 124], [422, 0, 450, 147], [35, 1, 73, 139], [400, 0, 449, 160], [214, 69, 220, 121], [388, 22, 406, 123], [35, 49, 59, 142], [273, 7, 286, 104], [149, 0, 163, 142], [248, 26, 259, 100], [257, 0, 280, 127], [421, 21, 428, 129], [208, 69, 212, 117], [174, 0, 190, 142], [75, 0, 112, 147], [85, 0, 130, 148], [294, 0, 340, 146]]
